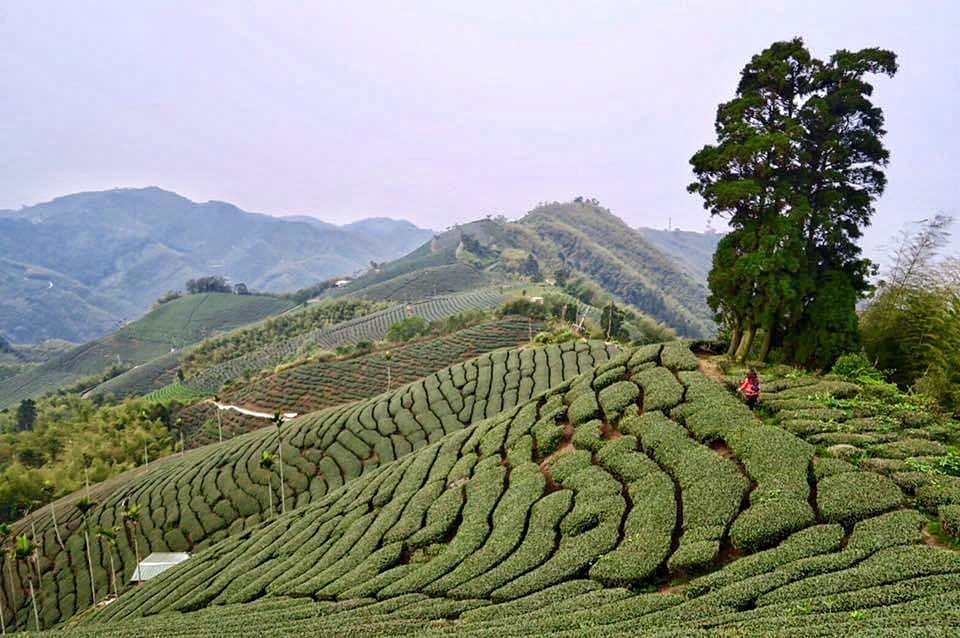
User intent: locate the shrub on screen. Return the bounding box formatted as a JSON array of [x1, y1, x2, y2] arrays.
[[730, 498, 816, 553], [385, 317, 431, 343], [567, 393, 601, 426], [597, 381, 641, 421], [667, 540, 719, 573], [634, 367, 683, 413], [831, 352, 887, 384], [570, 420, 604, 453], [916, 476, 960, 510], [660, 341, 699, 371], [939, 504, 960, 538], [817, 471, 903, 526]]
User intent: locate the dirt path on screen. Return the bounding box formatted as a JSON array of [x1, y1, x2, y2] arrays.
[[696, 353, 725, 382], [209, 400, 298, 421]]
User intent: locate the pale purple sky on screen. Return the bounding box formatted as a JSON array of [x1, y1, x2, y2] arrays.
[[0, 1, 957, 256]]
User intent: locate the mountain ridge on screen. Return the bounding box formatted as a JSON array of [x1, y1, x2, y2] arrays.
[[0, 187, 433, 344]]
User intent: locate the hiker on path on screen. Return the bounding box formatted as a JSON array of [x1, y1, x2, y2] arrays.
[[738, 370, 761, 410]]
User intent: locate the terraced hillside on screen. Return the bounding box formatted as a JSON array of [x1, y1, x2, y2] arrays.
[[331, 202, 713, 338], [173, 317, 548, 447], [723, 368, 960, 545], [335, 263, 496, 303], [0, 339, 619, 630], [182, 288, 508, 394], [0, 293, 294, 408], [42, 341, 960, 636], [5, 341, 957, 634], [220, 317, 547, 413]]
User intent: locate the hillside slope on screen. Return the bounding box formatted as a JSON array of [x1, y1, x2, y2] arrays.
[[0, 187, 432, 343], [0, 293, 294, 409], [31, 342, 959, 636], [637, 227, 723, 284], [0, 340, 620, 630], [332, 202, 713, 337]]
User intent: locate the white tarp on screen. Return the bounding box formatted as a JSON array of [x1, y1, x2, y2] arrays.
[[130, 552, 190, 582]]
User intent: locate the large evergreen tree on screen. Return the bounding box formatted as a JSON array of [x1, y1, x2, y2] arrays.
[[689, 38, 897, 364]]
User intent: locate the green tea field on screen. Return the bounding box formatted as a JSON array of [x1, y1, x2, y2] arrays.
[[3, 342, 958, 635]]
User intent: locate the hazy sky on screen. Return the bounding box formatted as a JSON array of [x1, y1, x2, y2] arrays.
[[1, 1, 957, 257]]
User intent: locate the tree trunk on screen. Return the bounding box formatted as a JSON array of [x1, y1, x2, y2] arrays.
[[83, 528, 96, 606], [109, 552, 117, 599], [758, 323, 774, 362], [266, 479, 274, 516], [5, 562, 16, 609], [28, 579, 39, 632], [132, 534, 141, 580], [735, 324, 755, 362], [277, 441, 286, 515], [50, 504, 64, 550], [1, 590, 6, 635], [726, 325, 742, 357]]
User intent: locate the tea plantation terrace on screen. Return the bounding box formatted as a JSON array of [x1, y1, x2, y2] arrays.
[[3, 342, 957, 634]]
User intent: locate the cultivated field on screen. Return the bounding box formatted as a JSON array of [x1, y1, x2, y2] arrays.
[[3, 342, 955, 634], [182, 288, 509, 394]]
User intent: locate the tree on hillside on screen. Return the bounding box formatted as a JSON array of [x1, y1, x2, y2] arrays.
[[15, 399, 36, 432], [272, 411, 286, 515], [386, 317, 430, 343], [76, 497, 97, 608], [121, 502, 143, 580], [14, 535, 39, 631], [520, 255, 542, 281], [689, 38, 897, 365], [185, 276, 232, 294]]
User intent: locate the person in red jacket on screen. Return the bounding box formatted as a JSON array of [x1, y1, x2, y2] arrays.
[[738, 369, 761, 410]]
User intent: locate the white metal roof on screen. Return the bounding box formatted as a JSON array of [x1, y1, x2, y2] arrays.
[[130, 552, 190, 582]]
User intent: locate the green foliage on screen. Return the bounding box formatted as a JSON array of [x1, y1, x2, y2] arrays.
[[0, 394, 174, 522], [385, 317, 431, 343], [816, 471, 903, 526], [691, 38, 898, 365], [860, 215, 959, 413], [831, 353, 887, 385]]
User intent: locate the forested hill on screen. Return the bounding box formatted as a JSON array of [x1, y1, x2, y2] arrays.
[[518, 202, 712, 336], [0, 187, 432, 344], [335, 200, 713, 337]]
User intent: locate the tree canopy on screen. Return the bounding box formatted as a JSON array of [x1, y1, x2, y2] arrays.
[[689, 37, 897, 365]]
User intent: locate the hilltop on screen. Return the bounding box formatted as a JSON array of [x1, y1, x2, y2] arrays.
[[0, 187, 432, 343], [334, 200, 713, 337]]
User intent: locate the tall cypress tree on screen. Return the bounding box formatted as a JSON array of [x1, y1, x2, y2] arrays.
[[689, 38, 897, 364]]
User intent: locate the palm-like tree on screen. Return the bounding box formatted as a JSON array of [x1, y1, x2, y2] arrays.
[[176, 417, 185, 456], [271, 411, 286, 515], [40, 483, 64, 551], [13, 535, 39, 631], [121, 503, 143, 580], [76, 497, 97, 607], [384, 351, 393, 391], [259, 451, 275, 516], [213, 395, 223, 444], [94, 527, 119, 600]]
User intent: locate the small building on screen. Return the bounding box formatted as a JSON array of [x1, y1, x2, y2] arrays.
[[335, 279, 352, 288], [130, 552, 190, 582]]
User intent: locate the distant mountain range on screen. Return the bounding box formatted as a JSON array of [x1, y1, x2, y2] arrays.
[[0, 187, 433, 344], [636, 227, 723, 284]]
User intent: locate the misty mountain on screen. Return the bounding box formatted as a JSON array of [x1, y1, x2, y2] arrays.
[[637, 227, 723, 284], [0, 187, 432, 344]]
